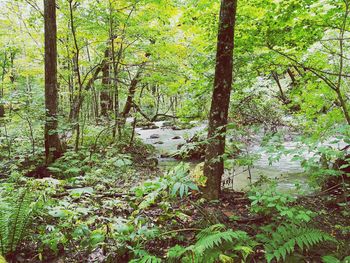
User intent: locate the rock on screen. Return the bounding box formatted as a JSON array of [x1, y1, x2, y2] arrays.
[[146, 157, 159, 167], [172, 136, 181, 140], [150, 134, 160, 139], [171, 125, 185, 131], [162, 121, 173, 127], [171, 122, 195, 130], [136, 120, 153, 127], [174, 133, 206, 161], [154, 141, 164, 145], [142, 125, 159, 130]]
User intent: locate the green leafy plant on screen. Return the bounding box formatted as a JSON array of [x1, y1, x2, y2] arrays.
[[133, 163, 198, 210], [129, 249, 162, 263], [322, 255, 350, 263], [0, 186, 37, 257], [167, 224, 253, 263], [167, 163, 199, 198], [257, 224, 335, 263], [249, 183, 314, 223]]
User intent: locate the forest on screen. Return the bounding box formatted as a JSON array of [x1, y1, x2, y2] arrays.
[[0, 0, 349, 262]]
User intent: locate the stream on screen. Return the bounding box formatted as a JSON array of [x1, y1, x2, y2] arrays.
[[135, 120, 312, 193]]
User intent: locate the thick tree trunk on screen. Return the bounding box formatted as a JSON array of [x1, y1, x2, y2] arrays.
[[202, 0, 237, 200], [44, 0, 63, 164]]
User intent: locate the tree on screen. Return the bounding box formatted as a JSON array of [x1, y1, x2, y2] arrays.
[[202, 0, 238, 200], [44, 0, 62, 164], [100, 49, 112, 117]]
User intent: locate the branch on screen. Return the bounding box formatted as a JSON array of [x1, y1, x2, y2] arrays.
[[268, 45, 338, 91]]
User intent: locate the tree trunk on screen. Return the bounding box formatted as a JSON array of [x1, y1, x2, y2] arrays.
[[100, 49, 112, 117], [287, 68, 296, 84], [121, 65, 145, 124], [44, 0, 63, 164], [272, 71, 288, 104], [0, 52, 8, 118], [202, 0, 238, 200]]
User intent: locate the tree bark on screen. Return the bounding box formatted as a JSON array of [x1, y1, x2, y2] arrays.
[[44, 0, 63, 164], [120, 64, 146, 124], [272, 71, 288, 104], [0, 52, 7, 118], [100, 49, 112, 117], [202, 0, 238, 200], [287, 68, 296, 84]]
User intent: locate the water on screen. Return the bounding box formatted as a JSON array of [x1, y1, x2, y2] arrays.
[[135, 120, 207, 155], [134, 120, 311, 193]]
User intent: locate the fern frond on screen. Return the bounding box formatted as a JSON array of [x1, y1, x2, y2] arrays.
[[8, 188, 34, 253], [261, 224, 335, 263], [0, 186, 36, 257], [195, 230, 248, 255], [196, 224, 226, 239], [167, 245, 187, 262], [0, 199, 10, 256], [167, 226, 251, 263], [130, 249, 162, 263]]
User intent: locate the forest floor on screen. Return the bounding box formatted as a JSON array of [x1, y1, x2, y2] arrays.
[[4, 139, 350, 263]]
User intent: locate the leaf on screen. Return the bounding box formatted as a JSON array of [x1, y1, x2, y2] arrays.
[[179, 184, 185, 198], [171, 182, 181, 196], [219, 254, 234, 263], [68, 187, 94, 197], [322, 255, 340, 263], [89, 230, 105, 247], [48, 208, 71, 218], [65, 167, 81, 176]]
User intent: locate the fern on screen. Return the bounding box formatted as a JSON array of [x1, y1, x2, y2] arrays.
[[258, 224, 336, 262], [130, 249, 162, 263], [194, 228, 248, 255], [167, 224, 252, 263], [0, 199, 10, 255], [0, 187, 36, 257]]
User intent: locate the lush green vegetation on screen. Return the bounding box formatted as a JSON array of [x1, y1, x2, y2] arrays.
[[0, 0, 349, 262]]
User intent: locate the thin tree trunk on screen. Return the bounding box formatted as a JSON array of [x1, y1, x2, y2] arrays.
[[336, 1, 350, 125], [202, 0, 238, 200], [68, 0, 84, 151], [121, 64, 145, 124], [0, 51, 7, 118], [44, 0, 63, 164], [272, 71, 288, 103], [287, 68, 296, 84], [100, 49, 112, 117]]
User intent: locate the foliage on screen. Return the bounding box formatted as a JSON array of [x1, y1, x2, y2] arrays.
[[257, 224, 336, 263], [322, 255, 350, 263], [0, 0, 349, 261], [249, 183, 314, 223], [133, 163, 198, 210], [0, 185, 38, 257], [167, 224, 254, 263], [129, 250, 162, 263]]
